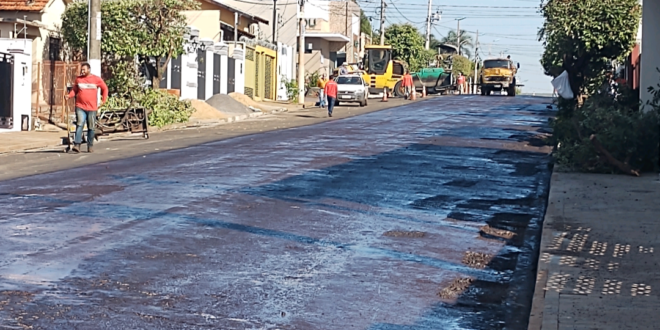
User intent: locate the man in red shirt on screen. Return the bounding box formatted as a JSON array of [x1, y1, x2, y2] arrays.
[[324, 75, 338, 117], [402, 70, 414, 99], [65, 63, 108, 153]]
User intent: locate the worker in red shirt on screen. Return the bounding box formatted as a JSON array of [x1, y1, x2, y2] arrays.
[[402, 70, 414, 99], [324, 75, 338, 117], [457, 72, 466, 94], [65, 63, 108, 153]]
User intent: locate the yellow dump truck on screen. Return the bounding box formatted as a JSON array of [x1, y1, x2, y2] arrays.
[[480, 58, 519, 96]]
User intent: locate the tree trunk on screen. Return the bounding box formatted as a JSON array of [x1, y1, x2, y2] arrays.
[[153, 54, 172, 91], [152, 75, 161, 90], [590, 134, 640, 176]]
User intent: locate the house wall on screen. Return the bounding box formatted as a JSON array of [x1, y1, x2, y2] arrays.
[[255, 45, 277, 101], [183, 10, 222, 42], [304, 38, 330, 75], [640, 0, 660, 106], [277, 42, 293, 100], [196, 1, 256, 36], [0, 39, 33, 132], [1, 0, 68, 121], [328, 1, 360, 63], [0, 0, 67, 61], [223, 0, 298, 48]]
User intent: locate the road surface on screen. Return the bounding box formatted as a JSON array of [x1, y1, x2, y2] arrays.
[[0, 95, 555, 329]]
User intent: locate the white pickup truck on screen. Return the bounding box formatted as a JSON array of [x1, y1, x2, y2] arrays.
[[335, 75, 368, 107]]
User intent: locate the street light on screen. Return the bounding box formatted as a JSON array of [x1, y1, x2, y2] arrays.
[[455, 17, 466, 56]]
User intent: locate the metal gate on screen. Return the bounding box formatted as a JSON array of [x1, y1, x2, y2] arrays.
[[0, 53, 13, 129], [213, 53, 221, 95], [171, 56, 182, 90], [197, 50, 206, 100], [255, 52, 260, 98], [265, 55, 273, 100], [227, 58, 235, 93]]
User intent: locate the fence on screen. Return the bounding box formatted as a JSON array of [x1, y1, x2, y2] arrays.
[[32, 61, 81, 124]]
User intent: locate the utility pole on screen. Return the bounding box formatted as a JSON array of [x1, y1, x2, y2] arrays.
[[454, 17, 465, 56], [234, 12, 239, 43], [88, 0, 101, 76], [425, 0, 432, 49], [473, 30, 479, 94], [379, 0, 386, 45], [272, 0, 277, 44], [298, 0, 306, 105]]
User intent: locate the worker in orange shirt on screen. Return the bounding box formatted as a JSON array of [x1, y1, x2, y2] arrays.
[[324, 75, 338, 117], [402, 70, 414, 99], [317, 73, 328, 108]]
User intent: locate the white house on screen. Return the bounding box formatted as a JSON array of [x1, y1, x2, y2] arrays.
[[640, 0, 659, 105]]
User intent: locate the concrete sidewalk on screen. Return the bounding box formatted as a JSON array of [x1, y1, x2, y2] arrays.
[[529, 171, 660, 329], [0, 131, 66, 154]]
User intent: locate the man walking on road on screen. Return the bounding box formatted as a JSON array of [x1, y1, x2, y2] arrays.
[[324, 75, 338, 117], [65, 63, 108, 153]]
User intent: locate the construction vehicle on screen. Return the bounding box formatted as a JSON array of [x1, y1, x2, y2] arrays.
[[333, 45, 405, 96], [392, 54, 456, 97], [479, 58, 519, 96]]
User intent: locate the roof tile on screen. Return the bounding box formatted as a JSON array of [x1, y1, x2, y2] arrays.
[[0, 0, 49, 12]]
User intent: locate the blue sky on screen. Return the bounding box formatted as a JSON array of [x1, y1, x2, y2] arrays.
[[357, 0, 552, 94]]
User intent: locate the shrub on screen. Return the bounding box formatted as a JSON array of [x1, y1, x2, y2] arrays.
[[553, 84, 660, 174], [282, 78, 298, 103], [101, 89, 193, 128]]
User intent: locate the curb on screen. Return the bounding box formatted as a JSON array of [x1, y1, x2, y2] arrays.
[[0, 141, 63, 154], [527, 169, 560, 330]]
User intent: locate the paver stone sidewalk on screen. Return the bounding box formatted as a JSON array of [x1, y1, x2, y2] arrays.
[[529, 171, 660, 330]]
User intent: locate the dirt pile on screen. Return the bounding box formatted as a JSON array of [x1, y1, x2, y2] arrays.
[[229, 92, 286, 112], [189, 100, 229, 120], [205, 94, 252, 116]]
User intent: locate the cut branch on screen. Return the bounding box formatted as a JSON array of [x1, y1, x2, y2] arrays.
[[590, 134, 640, 176]]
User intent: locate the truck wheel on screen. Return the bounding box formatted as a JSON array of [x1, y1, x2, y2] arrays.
[[480, 88, 486, 96], [508, 83, 516, 97], [393, 81, 405, 97]]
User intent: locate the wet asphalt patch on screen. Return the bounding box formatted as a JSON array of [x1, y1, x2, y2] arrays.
[[0, 96, 553, 329]]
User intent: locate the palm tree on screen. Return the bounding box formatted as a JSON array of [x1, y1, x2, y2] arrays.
[[429, 34, 442, 51], [439, 30, 474, 58]]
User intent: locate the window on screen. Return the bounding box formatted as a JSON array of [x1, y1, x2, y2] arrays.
[[483, 60, 510, 69], [336, 76, 362, 85]]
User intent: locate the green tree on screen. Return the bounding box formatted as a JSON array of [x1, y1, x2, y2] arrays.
[[539, 0, 656, 176], [451, 55, 475, 79], [360, 10, 373, 38], [439, 30, 473, 58], [61, 0, 198, 89], [538, 0, 641, 101], [429, 34, 442, 53], [385, 23, 433, 72]]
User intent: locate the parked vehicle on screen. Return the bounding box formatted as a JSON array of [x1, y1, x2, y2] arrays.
[[335, 75, 368, 107]]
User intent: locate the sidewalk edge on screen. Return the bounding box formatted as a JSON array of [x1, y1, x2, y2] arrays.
[[527, 170, 561, 330]]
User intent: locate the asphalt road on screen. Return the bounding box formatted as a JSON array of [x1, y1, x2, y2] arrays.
[[0, 95, 555, 330]]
